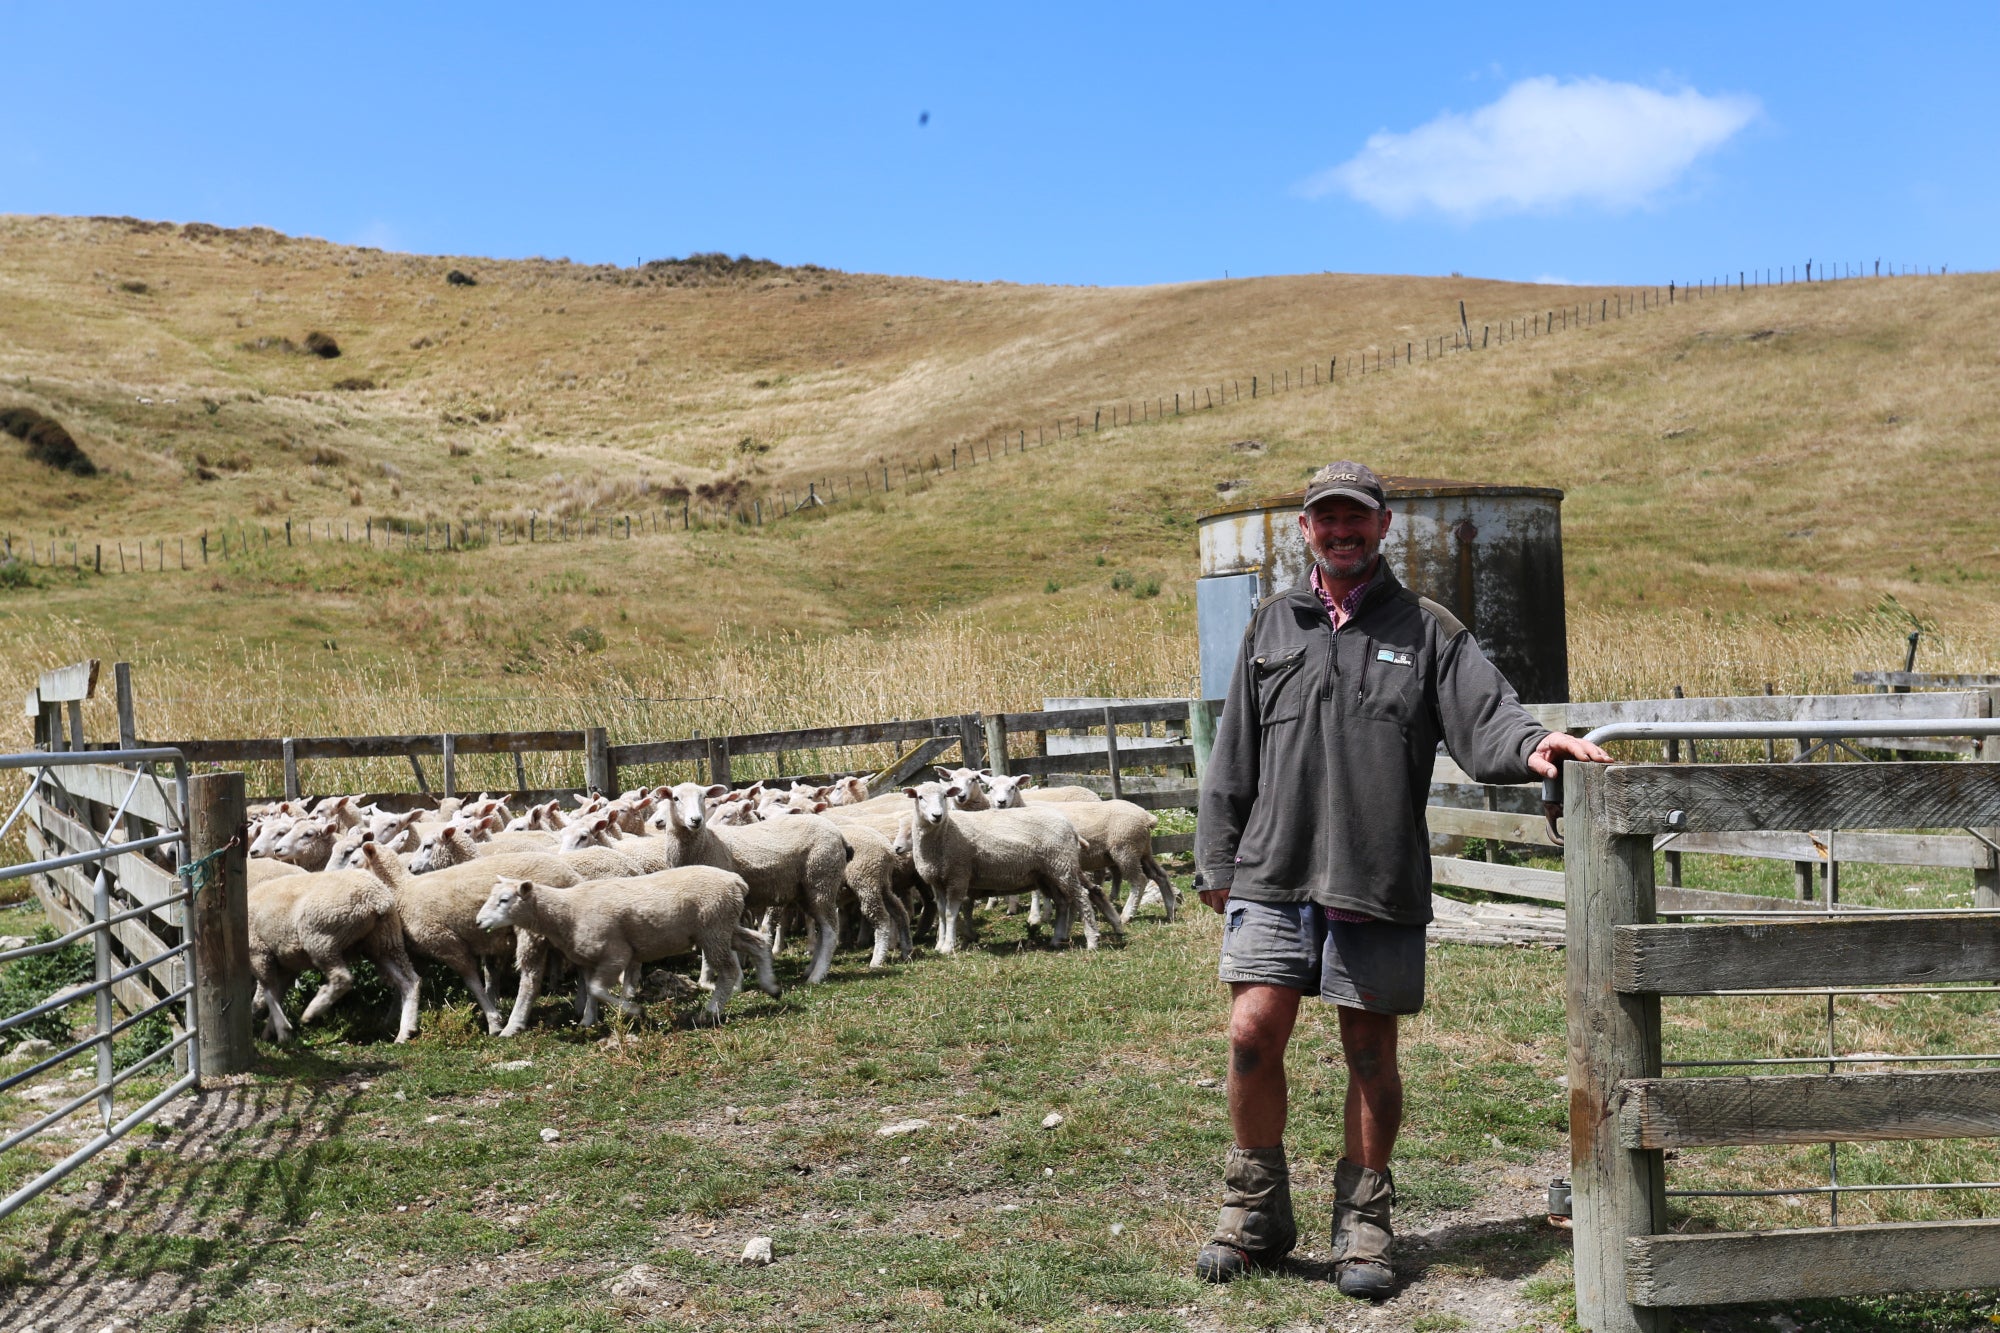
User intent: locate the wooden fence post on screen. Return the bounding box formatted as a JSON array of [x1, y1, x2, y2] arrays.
[[281, 738, 299, 802], [114, 661, 136, 749], [1102, 707, 1123, 800], [584, 726, 614, 795], [1979, 693, 1999, 909], [706, 736, 732, 786], [1565, 762, 1667, 1333], [983, 715, 1010, 777], [441, 733, 457, 798], [188, 770, 253, 1079]]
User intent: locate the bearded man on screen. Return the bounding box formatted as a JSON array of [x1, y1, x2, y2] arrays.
[[1192, 461, 1609, 1299]]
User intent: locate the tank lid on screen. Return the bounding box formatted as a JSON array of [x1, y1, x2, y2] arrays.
[[1199, 474, 1564, 522]]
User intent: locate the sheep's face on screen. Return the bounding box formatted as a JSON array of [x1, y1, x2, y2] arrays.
[[825, 776, 869, 806], [905, 782, 961, 828], [327, 830, 370, 871], [249, 817, 291, 857], [273, 818, 332, 862], [608, 796, 654, 833], [981, 774, 1030, 808], [558, 818, 614, 853], [411, 826, 472, 875], [663, 782, 726, 832], [477, 878, 532, 931]]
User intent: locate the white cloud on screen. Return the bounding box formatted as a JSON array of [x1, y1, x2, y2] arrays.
[[1302, 77, 1759, 220]]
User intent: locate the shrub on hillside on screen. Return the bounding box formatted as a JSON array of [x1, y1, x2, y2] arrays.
[[445, 269, 477, 287], [0, 407, 96, 476], [303, 331, 342, 359]]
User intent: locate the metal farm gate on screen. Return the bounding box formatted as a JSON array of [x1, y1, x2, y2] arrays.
[[0, 661, 248, 1221]]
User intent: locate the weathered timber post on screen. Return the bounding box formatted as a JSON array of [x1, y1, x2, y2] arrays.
[[1188, 698, 1219, 784], [1565, 762, 1666, 1333], [1102, 707, 1123, 801], [706, 736, 732, 786], [113, 662, 136, 750], [188, 770, 253, 1078], [957, 713, 985, 770], [983, 715, 1010, 777], [441, 733, 457, 799], [1979, 692, 1999, 908], [281, 738, 300, 802], [584, 727, 614, 795]]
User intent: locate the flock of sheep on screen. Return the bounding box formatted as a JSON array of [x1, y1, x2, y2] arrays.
[[240, 769, 1182, 1042]]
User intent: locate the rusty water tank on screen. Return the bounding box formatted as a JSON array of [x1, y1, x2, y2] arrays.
[[1196, 477, 1568, 703]]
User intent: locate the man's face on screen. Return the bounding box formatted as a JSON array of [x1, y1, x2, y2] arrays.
[[1299, 497, 1392, 580]]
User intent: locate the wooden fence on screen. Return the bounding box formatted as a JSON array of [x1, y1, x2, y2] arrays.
[[34, 657, 1989, 926], [1424, 690, 2000, 917], [1564, 758, 2000, 1331]]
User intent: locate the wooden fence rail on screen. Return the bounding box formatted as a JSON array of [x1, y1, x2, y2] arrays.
[[1565, 759, 2000, 1332]]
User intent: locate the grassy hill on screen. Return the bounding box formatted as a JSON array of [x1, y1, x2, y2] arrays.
[[1, 213, 1996, 746]]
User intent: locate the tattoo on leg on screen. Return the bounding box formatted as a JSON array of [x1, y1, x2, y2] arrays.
[[1232, 1044, 1263, 1076], [1348, 1046, 1383, 1080]]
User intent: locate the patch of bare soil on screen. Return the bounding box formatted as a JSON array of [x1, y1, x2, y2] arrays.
[[0, 1074, 373, 1333]]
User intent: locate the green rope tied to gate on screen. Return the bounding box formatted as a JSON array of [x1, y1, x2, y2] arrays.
[[178, 837, 240, 898]]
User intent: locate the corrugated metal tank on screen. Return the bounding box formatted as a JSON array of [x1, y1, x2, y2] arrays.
[[1195, 477, 1568, 703]]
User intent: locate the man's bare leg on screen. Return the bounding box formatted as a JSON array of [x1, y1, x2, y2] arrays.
[[1227, 982, 1301, 1147], [1198, 982, 1303, 1281], [1333, 1005, 1402, 1298], [1337, 1006, 1402, 1169]]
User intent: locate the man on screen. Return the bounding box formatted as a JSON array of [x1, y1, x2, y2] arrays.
[[1191, 461, 1610, 1299]]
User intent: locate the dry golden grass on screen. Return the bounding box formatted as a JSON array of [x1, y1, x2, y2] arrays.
[[2, 212, 1997, 724]]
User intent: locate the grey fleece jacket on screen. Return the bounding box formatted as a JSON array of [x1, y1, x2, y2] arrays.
[[1195, 561, 1548, 925]]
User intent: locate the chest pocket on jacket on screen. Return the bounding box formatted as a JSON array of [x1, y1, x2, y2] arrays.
[[1252, 645, 1311, 725], [1352, 641, 1421, 725]]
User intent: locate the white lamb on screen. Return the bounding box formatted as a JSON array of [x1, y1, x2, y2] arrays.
[[358, 840, 583, 1036], [900, 780, 1109, 953], [247, 866, 422, 1043], [649, 782, 848, 983], [477, 870, 781, 1025], [992, 783, 1176, 923]]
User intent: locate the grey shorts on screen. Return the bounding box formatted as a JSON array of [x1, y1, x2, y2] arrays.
[[1217, 900, 1427, 1015]]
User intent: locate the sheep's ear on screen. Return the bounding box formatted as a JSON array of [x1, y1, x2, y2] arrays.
[[901, 786, 920, 798], [944, 784, 965, 800], [978, 768, 993, 778], [933, 766, 952, 780], [704, 784, 729, 800]]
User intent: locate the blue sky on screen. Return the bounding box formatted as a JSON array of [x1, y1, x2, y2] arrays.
[[4, 2, 1995, 287]]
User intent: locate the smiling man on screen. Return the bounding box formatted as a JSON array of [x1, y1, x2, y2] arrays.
[[1192, 461, 1609, 1300]]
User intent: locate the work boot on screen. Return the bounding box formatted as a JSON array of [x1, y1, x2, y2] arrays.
[[1330, 1157, 1396, 1299], [1194, 1146, 1297, 1282]]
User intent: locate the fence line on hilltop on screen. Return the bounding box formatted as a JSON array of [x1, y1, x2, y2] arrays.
[[1, 259, 1960, 574]]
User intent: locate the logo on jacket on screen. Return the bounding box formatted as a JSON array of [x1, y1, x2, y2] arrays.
[[1376, 649, 1414, 666]]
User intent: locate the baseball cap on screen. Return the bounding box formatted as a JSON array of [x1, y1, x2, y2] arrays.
[[1301, 461, 1386, 511]]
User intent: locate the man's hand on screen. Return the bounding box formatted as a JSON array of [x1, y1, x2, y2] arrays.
[[1529, 731, 1613, 778], [1199, 886, 1230, 914]]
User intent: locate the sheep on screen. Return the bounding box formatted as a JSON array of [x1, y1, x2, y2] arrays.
[[650, 782, 848, 984], [900, 780, 1112, 953], [822, 775, 871, 806], [981, 775, 1176, 921], [247, 866, 422, 1043], [764, 806, 913, 967], [357, 840, 583, 1036], [837, 821, 915, 967], [248, 857, 303, 887], [271, 816, 338, 871], [476, 870, 780, 1026]]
